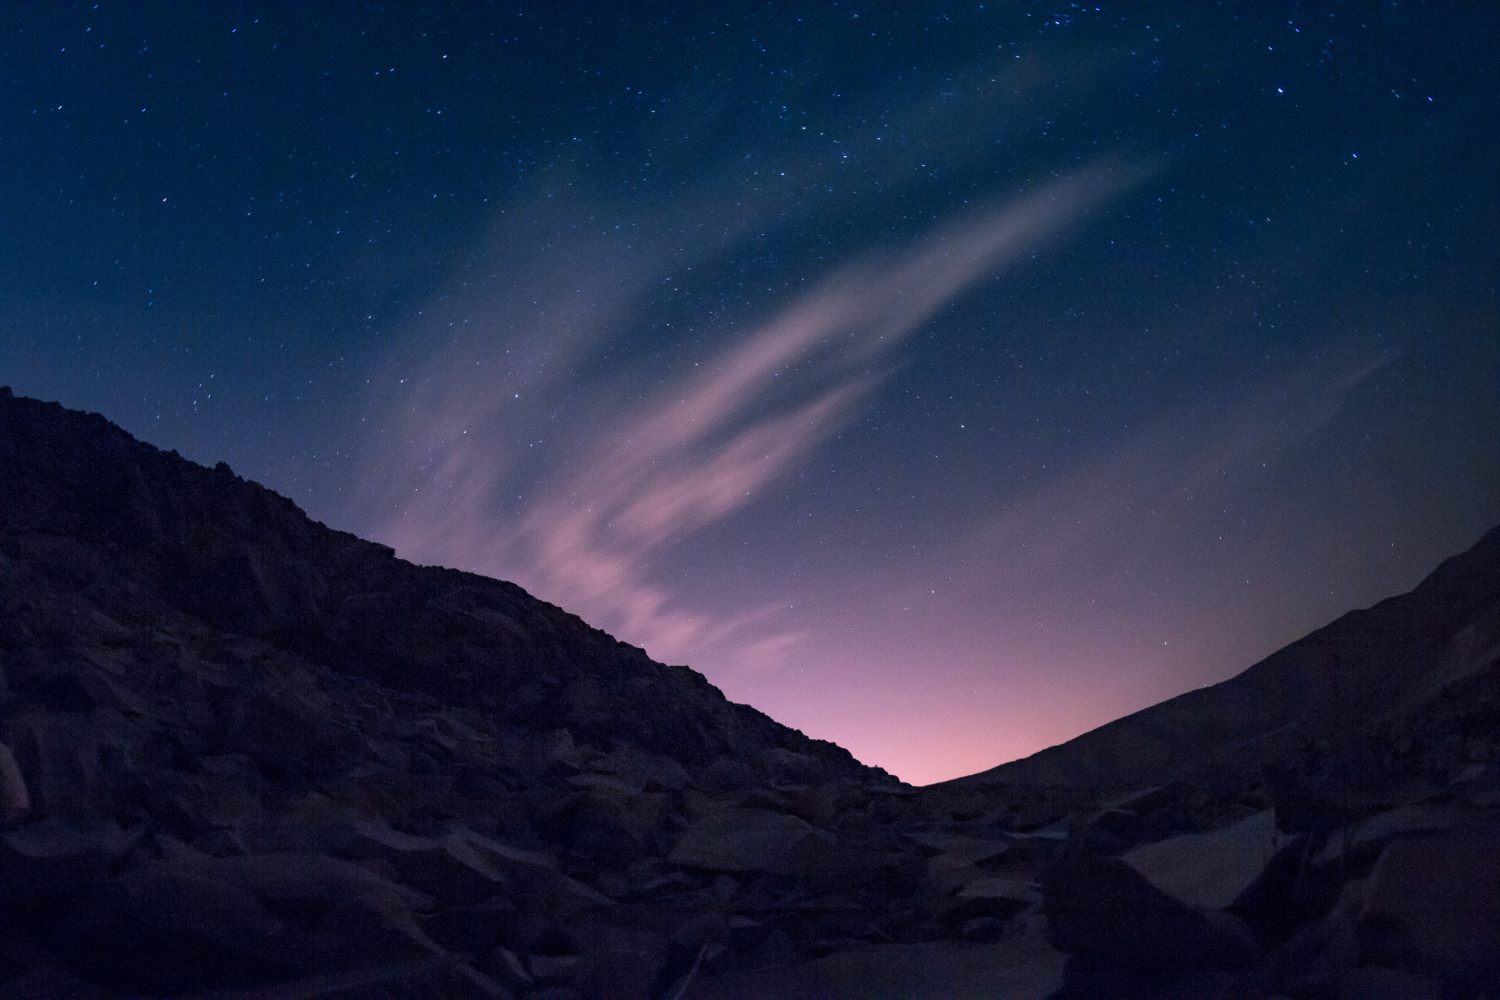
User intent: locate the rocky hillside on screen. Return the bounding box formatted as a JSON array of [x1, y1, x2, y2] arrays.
[[946, 522, 1500, 794], [0, 387, 876, 787], [1, 386, 1496, 999]]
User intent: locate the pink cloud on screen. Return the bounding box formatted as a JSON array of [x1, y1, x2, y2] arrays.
[[362, 162, 1142, 680]]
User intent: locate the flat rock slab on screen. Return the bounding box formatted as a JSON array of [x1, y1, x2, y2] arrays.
[[1121, 808, 1282, 910], [684, 936, 1067, 1000]]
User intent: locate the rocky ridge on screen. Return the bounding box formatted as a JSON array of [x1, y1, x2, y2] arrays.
[[1, 386, 1497, 999]]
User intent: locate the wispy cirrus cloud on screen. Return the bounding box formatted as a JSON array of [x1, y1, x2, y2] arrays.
[[356, 162, 1142, 674]]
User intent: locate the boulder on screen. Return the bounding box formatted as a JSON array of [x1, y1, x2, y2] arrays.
[[904, 831, 1010, 863], [669, 808, 834, 874], [347, 819, 614, 915], [911, 833, 1012, 894], [1271, 874, 1371, 997], [483, 945, 535, 992], [697, 756, 758, 793], [1340, 966, 1444, 999], [220, 686, 366, 779], [1356, 830, 1500, 987]]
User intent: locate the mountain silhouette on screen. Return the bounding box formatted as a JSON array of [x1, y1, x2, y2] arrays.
[[1, 386, 1495, 999]]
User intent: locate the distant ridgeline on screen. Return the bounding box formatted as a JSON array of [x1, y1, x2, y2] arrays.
[[941, 520, 1500, 794]]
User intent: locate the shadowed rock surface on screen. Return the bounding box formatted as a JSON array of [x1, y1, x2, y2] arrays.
[[1, 387, 1497, 999]]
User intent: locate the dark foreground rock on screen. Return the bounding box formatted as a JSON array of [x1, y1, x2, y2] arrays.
[[1, 387, 1497, 998]]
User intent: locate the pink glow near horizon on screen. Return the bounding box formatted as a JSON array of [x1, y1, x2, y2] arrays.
[[342, 162, 1426, 784]]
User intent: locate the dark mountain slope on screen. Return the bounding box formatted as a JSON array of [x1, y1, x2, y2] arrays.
[[942, 523, 1500, 793], [0, 386, 874, 785]]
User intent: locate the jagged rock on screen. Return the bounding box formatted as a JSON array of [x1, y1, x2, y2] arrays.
[[193, 958, 506, 1000], [909, 832, 1011, 894], [218, 686, 367, 779], [761, 747, 831, 785], [565, 923, 667, 1000], [349, 820, 611, 916], [0, 964, 121, 1000], [1271, 873, 1372, 996], [545, 773, 670, 863], [1120, 808, 1284, 910], [451, 826, 613, 916], [905, 831, 1010, 862], [528, 953, 581, 985], [347, 821, 508, 906], [0, 389, 879, 798], [698, 755, 758, 793]]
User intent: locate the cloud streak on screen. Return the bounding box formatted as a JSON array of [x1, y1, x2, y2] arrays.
[[358, 162, 1141, 677]]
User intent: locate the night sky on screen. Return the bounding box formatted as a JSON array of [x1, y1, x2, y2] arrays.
[[4, 3, 1497, 785]]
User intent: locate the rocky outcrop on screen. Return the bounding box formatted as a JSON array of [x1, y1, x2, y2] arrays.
[[0, 387, 873, 787], [1, 387, 1496, 998]]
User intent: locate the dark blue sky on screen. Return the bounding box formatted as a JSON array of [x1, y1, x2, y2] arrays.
[[4, 3, 1497, 783]]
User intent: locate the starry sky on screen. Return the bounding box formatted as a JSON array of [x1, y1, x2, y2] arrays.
[[4, 3, 1497, 785]]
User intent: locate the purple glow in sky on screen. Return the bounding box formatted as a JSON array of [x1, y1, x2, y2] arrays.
[[4, 5, 1496, 783]]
